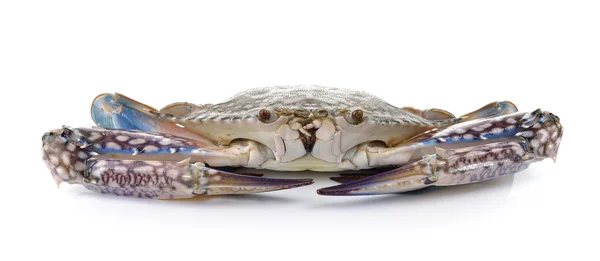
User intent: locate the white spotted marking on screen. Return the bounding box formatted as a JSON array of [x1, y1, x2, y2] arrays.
[[69, 169, 79, 178], [77, 151, 88, 159], [49, 155, 60, 165], [74, 161, 86, 171], [452, 135, 461, 141], [166, 169, 180, 179], [147, 161, 165, 167], [491, 128, 504, 135], [169, 148, 178, 154], [159, 139, 173, 146], [463, 134, 474, 140], [472, 122, 492, 132], [114, 165, 128, 173], [88, 132, 102, 141], [129, 138, 147, 145], [453, 128, 466, 134], [91, 166, 108, 178], [61, 152, 71, 165], [105, 142, 122, 150], [133, 166, 154, 174], [55, 166, 69, 179], [143, 145, 158, 153], [94, 160, 108, 167], [506, 118, 517, 124], [116, 135, 130, 142]]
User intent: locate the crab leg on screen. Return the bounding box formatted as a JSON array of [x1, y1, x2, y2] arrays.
[[321, 110, 562, 195], [42, 126, 312, 199], [83, 158, 312, 199], [91, 93, 212, 142], [319, 154, 439, 195], [318, 141, 533, 196]]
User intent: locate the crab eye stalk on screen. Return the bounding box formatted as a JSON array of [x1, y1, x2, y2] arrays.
[[345, 109, 365, 124], [294, 109, 311, 118], [313, 109, 329, 118]]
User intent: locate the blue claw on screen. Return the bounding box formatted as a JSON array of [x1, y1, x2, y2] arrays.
[[91, 93, 160, 131], [460, 101, 518, 122], [91, 93, 118, 129], [90, 93, 213, 143]]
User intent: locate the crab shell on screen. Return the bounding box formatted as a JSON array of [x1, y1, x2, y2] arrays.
[[144, 86, 456, 169]]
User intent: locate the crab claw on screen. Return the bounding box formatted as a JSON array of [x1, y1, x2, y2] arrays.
[[82, 159, 314, 198], [42, 126, 313, 199], [459, 101, 518, 122], [91, 93, 211, 142], [318, 155, 438, 196], [194, 166, 314, 195]]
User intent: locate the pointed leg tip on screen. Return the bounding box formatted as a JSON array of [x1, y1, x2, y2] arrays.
[[318, 163, 437, 196], [316, 186, 355, 196], [316, 188, 336, 196], [284, 178, 314, 189], [329, 177, 346, 183], [199, 169, 315, 195]]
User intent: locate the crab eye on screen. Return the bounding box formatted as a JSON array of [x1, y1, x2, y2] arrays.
[[345, 109, 365, 124], [259, 108, 271, 120], [258, 108, 277, 123], [352, 109, 363, 120]]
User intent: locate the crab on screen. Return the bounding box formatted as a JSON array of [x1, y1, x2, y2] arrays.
[[41, 85, 563, 199]]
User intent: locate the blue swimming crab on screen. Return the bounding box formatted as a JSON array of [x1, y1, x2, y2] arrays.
[[41, 85, 562, 198]]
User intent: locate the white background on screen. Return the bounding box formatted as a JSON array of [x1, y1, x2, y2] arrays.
[[1, 1, 598, 260]]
